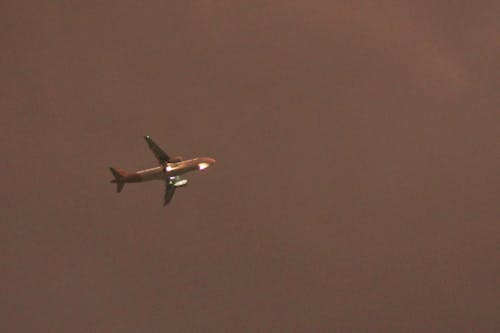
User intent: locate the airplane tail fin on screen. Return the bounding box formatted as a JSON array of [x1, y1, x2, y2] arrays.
[[109, 167, 127, 193]]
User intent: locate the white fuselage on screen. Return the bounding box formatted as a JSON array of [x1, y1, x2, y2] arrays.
[[135, 157, 215, 182]]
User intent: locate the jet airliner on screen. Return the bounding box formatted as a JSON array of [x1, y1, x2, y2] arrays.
[[110, 136, 215, 206]]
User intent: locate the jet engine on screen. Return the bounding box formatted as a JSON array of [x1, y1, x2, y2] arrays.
[[173, 177, 188, 187]]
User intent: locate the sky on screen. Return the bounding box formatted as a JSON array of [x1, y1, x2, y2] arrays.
[[1, 1, 499, 332]]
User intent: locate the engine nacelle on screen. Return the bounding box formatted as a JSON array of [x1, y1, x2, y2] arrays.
[[173, 178, 188, 187]]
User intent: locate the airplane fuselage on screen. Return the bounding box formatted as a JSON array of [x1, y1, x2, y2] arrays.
[[119, 157, 215, 183]]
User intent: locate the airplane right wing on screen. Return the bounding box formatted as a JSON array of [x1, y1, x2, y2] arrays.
[[144, 136, 170, 165], [164, 180, 176, 206]]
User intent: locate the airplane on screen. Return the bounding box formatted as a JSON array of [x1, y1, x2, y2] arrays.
[[109, 136, 216, 206]]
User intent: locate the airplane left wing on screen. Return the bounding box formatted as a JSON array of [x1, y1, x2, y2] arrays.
[[144, 136, 170, 165], [164, 180, 176, 206]]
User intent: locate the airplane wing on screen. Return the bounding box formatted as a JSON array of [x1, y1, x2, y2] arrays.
[[144, 136, 170, 165], [164, 180, 176, 206]]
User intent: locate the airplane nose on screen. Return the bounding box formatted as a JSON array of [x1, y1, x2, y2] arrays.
[[198, 158, 216, 171]]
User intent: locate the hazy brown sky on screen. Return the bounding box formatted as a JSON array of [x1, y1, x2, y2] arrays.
[[1, 1, 499, 332]]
